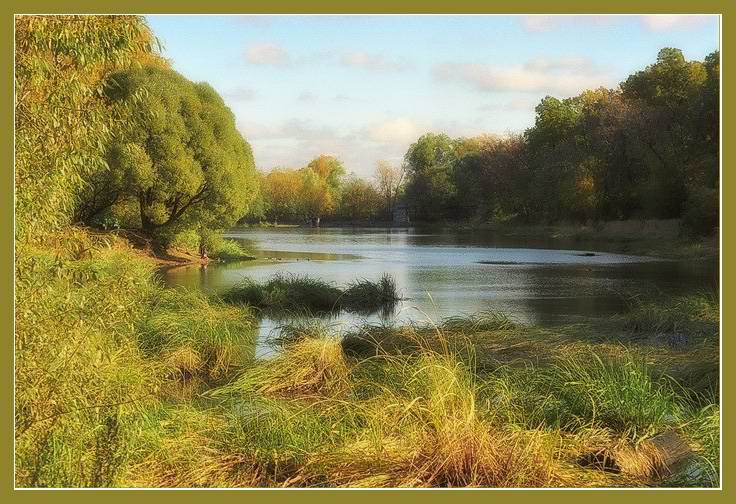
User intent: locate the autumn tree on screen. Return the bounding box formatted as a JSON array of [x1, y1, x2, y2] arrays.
[[339, 176, 381, 223], [261, 168, 303, 224], [300, 168, 334, 226]]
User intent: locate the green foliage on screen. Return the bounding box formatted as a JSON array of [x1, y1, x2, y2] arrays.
[[403, 133, 458, 221], [682, 187, 719, 236], [15, 230, 160, 487], [338, 176, 382, 222], [400, 48, 718, 228], [15, 15, 156, 243], [212, 239, 254, 261], [79, 64, 259, 235]]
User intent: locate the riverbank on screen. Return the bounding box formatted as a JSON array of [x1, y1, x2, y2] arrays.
[[111, 229, 256, 268], [453, 219, 719, 261], [15, 227, 719, 488]]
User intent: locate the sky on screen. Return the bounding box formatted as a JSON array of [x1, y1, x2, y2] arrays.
[[145, 14, 720, 178]]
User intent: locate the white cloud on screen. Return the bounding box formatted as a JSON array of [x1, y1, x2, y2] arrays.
[[640, 15, 712, 32], [340, 51, 410, 72], [244, 43, 290, 65], [434, 57, 613, 95], [369, 118, 422, 144]]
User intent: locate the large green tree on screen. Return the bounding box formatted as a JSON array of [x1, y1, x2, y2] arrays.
[[77, 65, 258, 235]]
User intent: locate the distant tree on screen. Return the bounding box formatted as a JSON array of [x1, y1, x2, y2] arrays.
[[300, 168, 334, 226], [339, 176, 381, 223], [306, 154, 346, 191], [373, 161, 406, 219], [403, 133, 458, 221], [261, 168, 303, 224]]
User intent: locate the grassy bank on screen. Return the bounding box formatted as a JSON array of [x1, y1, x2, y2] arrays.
[[128, 307, 719, 488], [15, 229, 719, 488]]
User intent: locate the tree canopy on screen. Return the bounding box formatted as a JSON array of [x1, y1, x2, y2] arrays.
[[76, 64, 259, 236]]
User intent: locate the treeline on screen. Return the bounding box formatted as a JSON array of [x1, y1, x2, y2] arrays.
[[252, 48, 719, 235], [401, 48, 719, 235], [248, 157, 405, 226]]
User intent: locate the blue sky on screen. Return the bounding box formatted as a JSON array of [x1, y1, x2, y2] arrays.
[[146, 14, 719, 177]]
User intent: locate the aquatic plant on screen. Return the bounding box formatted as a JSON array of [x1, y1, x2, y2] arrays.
[[222, 273, 400, 315]]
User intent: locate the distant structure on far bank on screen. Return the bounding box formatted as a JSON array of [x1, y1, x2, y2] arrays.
[[392, 204, 410, 226]]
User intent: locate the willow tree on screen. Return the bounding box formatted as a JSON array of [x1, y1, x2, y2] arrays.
[[81, 64, 258, 237], [14, 15, 155, 242]]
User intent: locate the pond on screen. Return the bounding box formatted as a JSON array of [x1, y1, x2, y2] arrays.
[[161, 227, 718, 357]]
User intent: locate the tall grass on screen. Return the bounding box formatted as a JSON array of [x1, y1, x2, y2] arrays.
[[15, 229, 160, 487], [622, 292, 719, 337], [342, 273, 401, 313], [222, 273, 400, 315], [139, 288, 256, 381], [220, 337, 351, 398]]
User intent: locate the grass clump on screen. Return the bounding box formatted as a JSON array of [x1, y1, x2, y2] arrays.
[[222, 274, 342, 313], [222, 337, 351, 398], [139, 288, 257, 381], [342, 273, 401, 313], [546, 352, 681, 439], [222, 273, 400, 315], [622, 292, 719, 338], [441, 310, 516, 332]]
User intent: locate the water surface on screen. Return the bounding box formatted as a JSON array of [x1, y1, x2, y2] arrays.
[[161, 227, 718, 356]]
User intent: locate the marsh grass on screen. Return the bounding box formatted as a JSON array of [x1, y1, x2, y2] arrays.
[[622, 292, 719, 339], [222, 274, 343, 313], [15, 230, 719, 488], [222, 273, 400, 315], [139, 288, 256, 381], [220, 337, 351, 398], [342, 273, 401, 313]]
